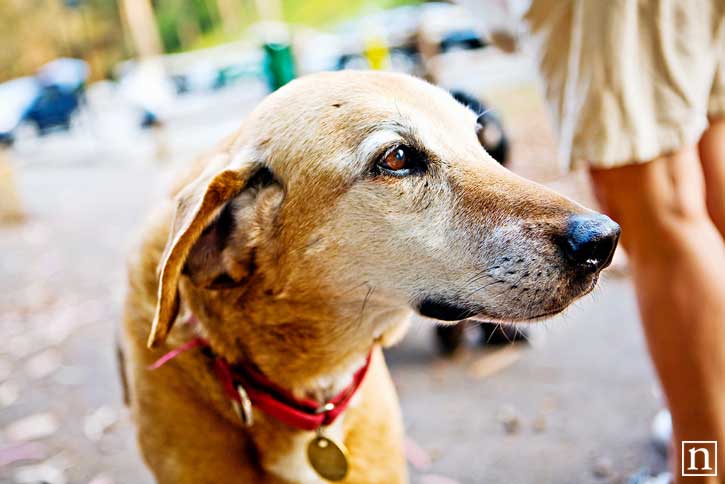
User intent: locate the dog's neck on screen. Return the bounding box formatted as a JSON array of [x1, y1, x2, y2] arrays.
[[180, 293, 410, 402]]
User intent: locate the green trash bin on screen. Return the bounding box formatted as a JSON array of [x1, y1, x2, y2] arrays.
[[263, 42, 296, 91]]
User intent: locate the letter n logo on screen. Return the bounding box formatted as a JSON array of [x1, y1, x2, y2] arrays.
[[681, 441, 718, 477]]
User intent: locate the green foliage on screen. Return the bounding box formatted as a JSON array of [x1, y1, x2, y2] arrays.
[[282, 0, 421, 27], [190, 0, 422, 52], [154, 0, 222, 52]]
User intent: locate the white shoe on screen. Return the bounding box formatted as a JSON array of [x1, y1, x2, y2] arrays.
[[651, 409, 672, 457]]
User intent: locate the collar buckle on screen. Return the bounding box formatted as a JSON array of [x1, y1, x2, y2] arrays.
[[231, 383, 254, 427], [315, 402, 335, 414]]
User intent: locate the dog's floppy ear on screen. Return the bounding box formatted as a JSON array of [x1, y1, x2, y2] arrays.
[[147, 154, 273, 348]]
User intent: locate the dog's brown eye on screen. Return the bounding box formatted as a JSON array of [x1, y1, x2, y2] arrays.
[[381, 147, 408, 171], [375, 145, 425, 177]]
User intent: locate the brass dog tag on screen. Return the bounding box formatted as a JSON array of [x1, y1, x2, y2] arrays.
[[307, 434, 349, 481]]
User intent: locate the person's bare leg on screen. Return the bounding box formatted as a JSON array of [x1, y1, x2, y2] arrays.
[[590, 147, 725, 482], [698, 116, 725, 239]]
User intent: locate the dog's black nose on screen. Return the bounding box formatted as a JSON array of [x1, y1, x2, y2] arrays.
[[563, 214, 620, 272]]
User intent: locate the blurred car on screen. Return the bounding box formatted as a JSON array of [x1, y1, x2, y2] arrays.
[[416, 2, 489, 65], [0, 58, 88, 145], [27, 58, 88, 134], [332, 5, 424, 74], [116, 44, 262, 127], [330, 3, 489, 75]]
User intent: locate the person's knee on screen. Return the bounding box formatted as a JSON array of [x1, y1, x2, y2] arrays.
[[626, 212, 712, 259], [651, 188, 712, 231], [589, 149, 715, 251]]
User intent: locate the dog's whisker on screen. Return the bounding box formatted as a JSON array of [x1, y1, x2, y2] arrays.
[[465, 278, 504, 299], [463, 271, 494, 292], [462, 268, 490, 287], [484, 322, 502, 345], [339, 280, 370, 297], [357, 285, 375, 327]]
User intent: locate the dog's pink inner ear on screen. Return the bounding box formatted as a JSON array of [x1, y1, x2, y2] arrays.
[[149, 163, 280, 349], [182, 166, 283, 291], [183, 197, 253, 289]]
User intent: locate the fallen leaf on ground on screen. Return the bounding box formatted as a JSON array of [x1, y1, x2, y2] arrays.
[[497, 405, 521, 434], [467, 345, 523, 379], [83, 406, 119, 442], [88, 473, 115, 484], [0, 358, 12, 382], [5, 413, 59, 442], [592, 456, 615, 479], [13, 461, 66, 484], [404, 437, 432, 470], [418, 474, 462, 484], [541, 396, 558, 413], [25, 349, 62, 379], [0, 380, 19, 407], [0, 442, 46, 467], [532, 414, 547, 433], [6, 334, 32, 359]]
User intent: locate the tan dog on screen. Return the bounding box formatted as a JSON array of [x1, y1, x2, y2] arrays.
[[121, 71, 619, 483]]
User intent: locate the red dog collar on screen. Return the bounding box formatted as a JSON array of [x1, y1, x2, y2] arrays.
[[148, 335, 372, 432]]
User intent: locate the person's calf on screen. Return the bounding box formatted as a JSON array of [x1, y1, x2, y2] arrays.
[[588, 150, 725, 483]]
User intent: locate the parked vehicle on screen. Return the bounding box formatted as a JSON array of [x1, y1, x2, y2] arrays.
[[27, 58, 88, 135], [0, 58, 88, 145]]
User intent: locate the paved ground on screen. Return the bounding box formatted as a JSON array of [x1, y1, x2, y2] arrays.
[[0, 70, 667, 483]]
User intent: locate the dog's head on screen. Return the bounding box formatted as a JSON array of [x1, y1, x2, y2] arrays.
[[148, 71, 619, 361]]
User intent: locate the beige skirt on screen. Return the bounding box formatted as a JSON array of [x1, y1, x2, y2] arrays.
[[524, 0, 725, 169]]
